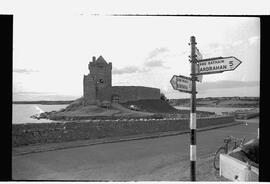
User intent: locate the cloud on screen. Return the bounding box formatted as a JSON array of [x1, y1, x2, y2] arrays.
[[206, 37, 256, 57], [232, 40, 244, 47], [13, 68, 39, 74], [197, 80, 259, 91], [248, 36, 259, 45], [112, 66, 148, 75], [144, 59, 168, 68], [143, 47, 170, 68], [204, 42, 223, 57], [113, 47, 171, 75], [147, 47, 169, 59]]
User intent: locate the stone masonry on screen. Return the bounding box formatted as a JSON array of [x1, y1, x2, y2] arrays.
[[83, 56, 160, 105]]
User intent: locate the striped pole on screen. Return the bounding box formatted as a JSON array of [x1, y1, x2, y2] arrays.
[[190, 36, 197, 181]]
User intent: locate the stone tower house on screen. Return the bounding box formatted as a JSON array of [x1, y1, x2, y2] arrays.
[[83, 55, 161, 106], [83, 56, 112, 105]]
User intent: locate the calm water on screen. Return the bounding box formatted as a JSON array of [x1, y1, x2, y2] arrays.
[[174, 106, 256, 115], [12, 104, 68, 124]]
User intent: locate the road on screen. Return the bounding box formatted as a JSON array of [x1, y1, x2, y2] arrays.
[[12, 118, 259, 181]]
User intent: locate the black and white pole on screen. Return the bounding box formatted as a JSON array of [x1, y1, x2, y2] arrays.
[[190, 36, 197, 181]]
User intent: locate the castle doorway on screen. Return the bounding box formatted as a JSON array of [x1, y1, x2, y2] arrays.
[[111, 95, 120, 103]]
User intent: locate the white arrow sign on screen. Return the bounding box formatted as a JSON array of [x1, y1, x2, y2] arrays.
[[170, 75, 192, 93], [196, 56, 242, 75]]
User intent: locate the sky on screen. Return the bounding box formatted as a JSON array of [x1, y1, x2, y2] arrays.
[[4, 1, 261, 101]]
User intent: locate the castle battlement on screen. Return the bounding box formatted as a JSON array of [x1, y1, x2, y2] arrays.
[[88, 56, 112, 72]]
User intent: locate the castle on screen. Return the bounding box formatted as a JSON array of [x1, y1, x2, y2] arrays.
[[83, 56, 161, 105]]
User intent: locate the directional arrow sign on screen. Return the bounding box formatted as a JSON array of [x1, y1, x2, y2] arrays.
[[170, 75, 192, 93], [195, 56, 242, 75]]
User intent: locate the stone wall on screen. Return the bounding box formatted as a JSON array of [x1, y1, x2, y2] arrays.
[[83, 75, 96, 105], [99, 86, 160, 103], [13, 116, 235, 147]]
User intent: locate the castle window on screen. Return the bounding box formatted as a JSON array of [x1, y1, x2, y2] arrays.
[[97, 79, 104, 84], [111, 95, 120, 103]]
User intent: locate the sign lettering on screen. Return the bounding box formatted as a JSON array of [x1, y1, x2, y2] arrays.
[[196, 56, 242, 75], [170, 75, 192, 93]]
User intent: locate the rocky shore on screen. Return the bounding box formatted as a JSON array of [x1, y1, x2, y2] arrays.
[[29, 98, 215, 121]]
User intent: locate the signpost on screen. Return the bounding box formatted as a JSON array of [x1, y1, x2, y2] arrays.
[[170, 36, 242, 181], [189, 36, 197, 181], [170, 75, 192, 93], [196, 56, 242, 75]]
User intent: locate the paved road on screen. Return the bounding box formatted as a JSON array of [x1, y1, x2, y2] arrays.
[[12, 119, 259, 181]]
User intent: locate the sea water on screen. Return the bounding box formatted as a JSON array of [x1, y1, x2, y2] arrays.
[[12, 104, 68, 124], [174, 106, 256, 115]]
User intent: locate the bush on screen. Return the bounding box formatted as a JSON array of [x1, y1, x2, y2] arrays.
[[100, 101, 111, 108], [160, 93, 167, 101], [151, 113, 165, 119]]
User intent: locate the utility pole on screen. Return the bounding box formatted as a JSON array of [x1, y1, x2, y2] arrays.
[[190, 36, 197, 181]]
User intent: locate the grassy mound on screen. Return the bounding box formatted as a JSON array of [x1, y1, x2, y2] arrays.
[[39, 97, 155, 120], [122, 99, 179, 113], [61, 98, 177, 115], [63, 97, 84, 112], [38, 98, 213, 121]]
